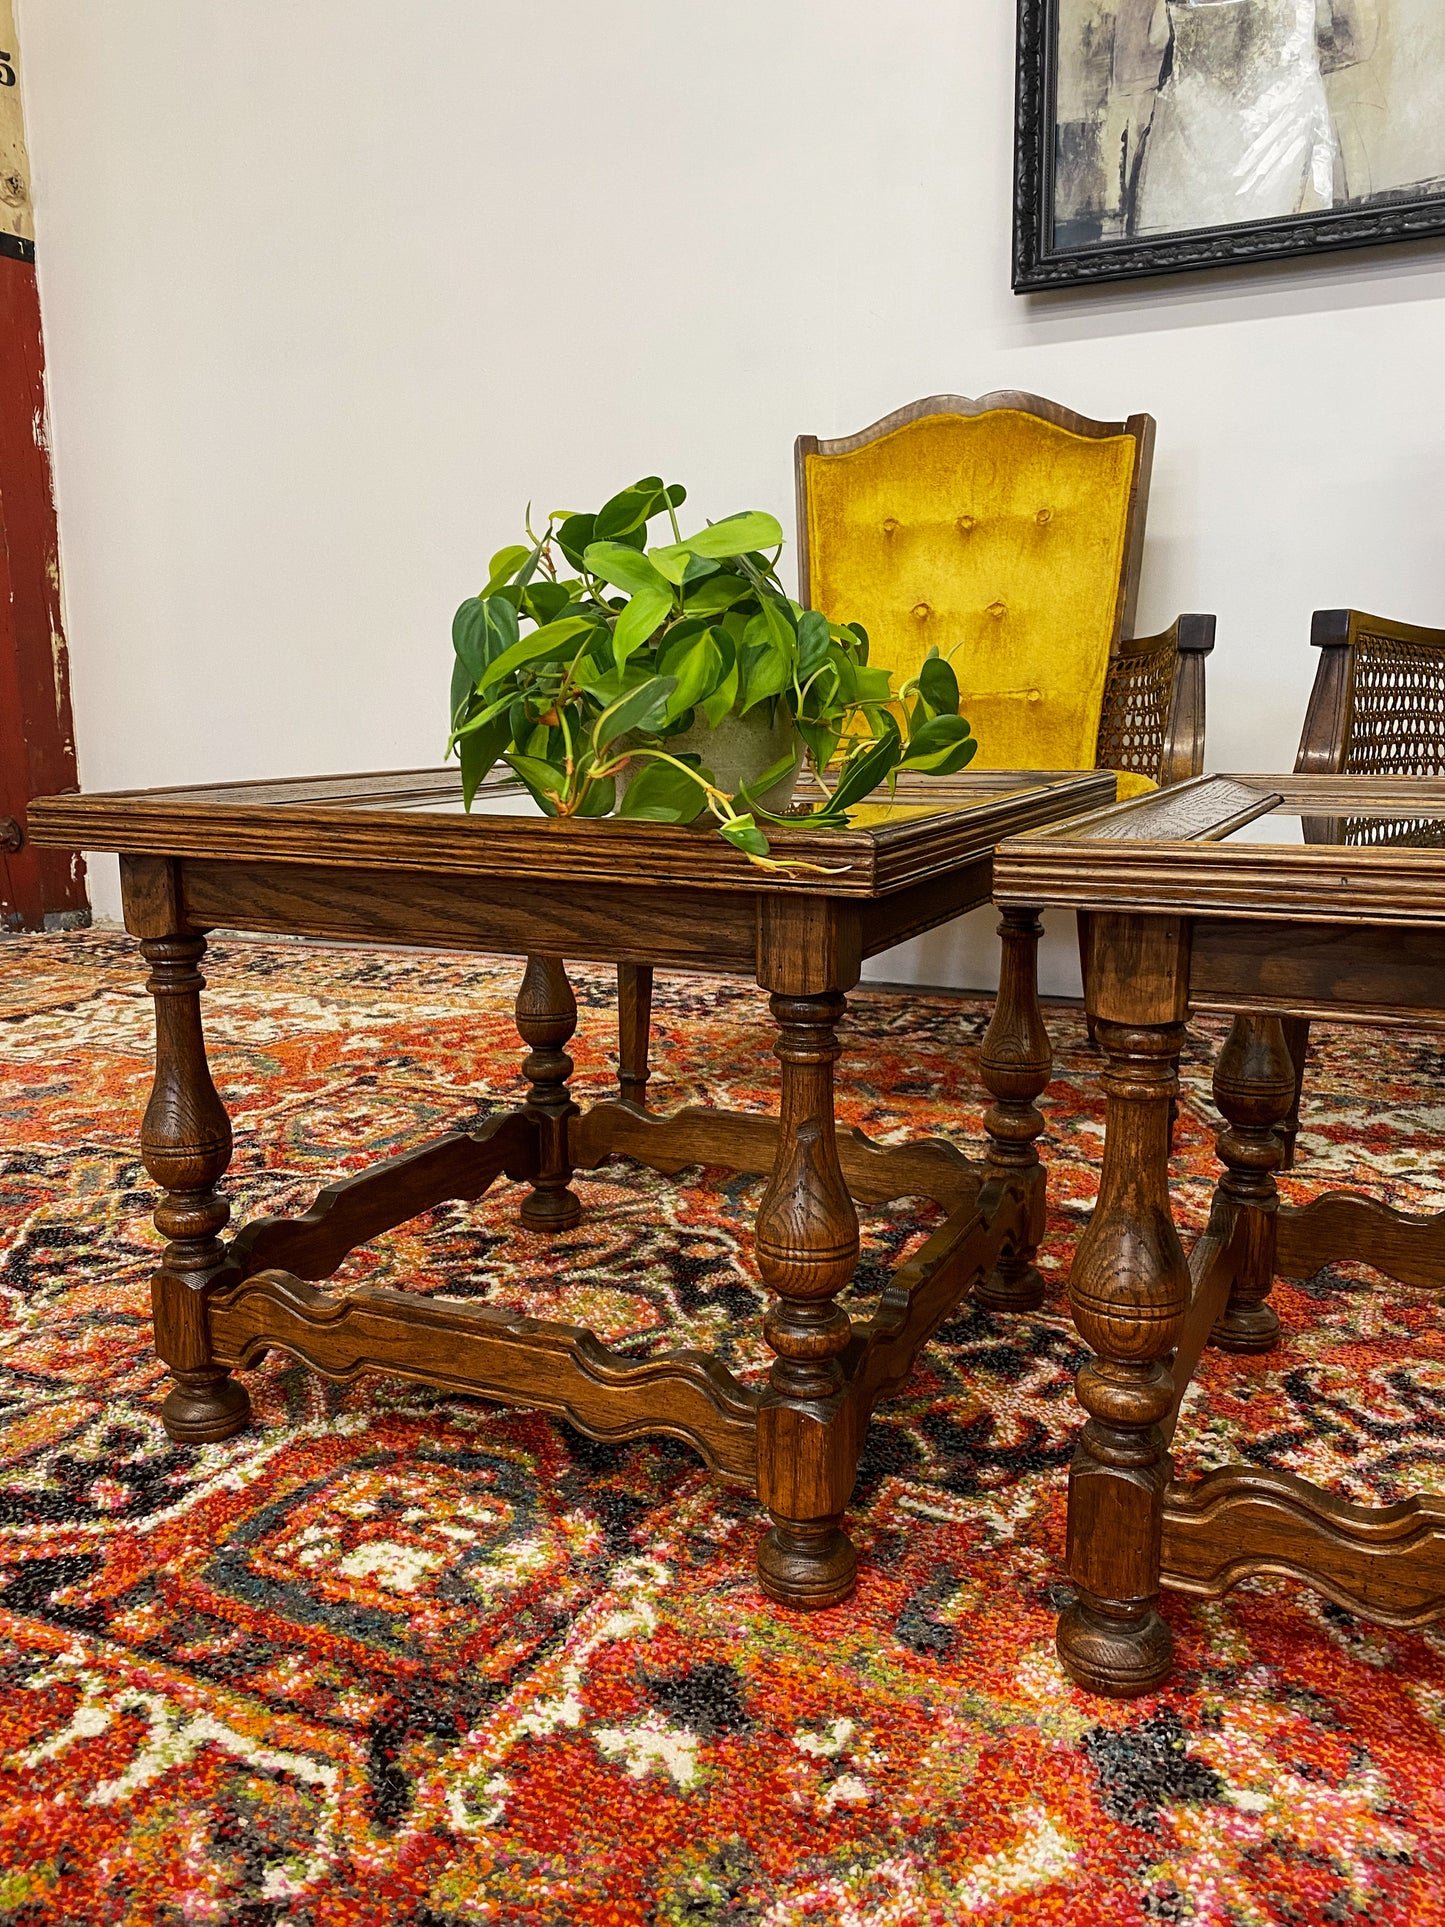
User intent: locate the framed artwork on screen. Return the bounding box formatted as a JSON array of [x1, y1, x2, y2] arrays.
[[1014, 0, 1445, 289]]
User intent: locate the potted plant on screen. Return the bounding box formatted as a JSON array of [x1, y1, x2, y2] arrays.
[[447, 475, 978, 866]]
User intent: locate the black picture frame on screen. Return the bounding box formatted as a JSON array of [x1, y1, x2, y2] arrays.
[[1013, 0, 1445, 291]]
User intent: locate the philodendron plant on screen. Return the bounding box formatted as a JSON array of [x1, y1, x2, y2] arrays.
[[447, 475, 978, 867]]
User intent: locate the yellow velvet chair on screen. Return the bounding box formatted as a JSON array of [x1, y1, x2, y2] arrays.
[[795, 392, 1214, 797]]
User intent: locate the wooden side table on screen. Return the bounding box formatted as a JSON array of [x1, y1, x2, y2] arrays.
[[995, 773, 1445, 1696], [30, 765, 1110, 1609]]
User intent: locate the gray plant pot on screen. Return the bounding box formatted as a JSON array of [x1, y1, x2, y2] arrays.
[[623, 704, 804, 821]]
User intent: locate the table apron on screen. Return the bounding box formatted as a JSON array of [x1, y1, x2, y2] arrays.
[[173, 857, 761, 973], [1189, 917, 1445, 1028]]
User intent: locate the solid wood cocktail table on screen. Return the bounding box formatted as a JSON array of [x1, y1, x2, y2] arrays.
[[995, 772, 1445, 1695], [30, 764, 1110, 1608]]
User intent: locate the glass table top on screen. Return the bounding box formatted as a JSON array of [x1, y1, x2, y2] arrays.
[[1216, 804, 1445, 850]]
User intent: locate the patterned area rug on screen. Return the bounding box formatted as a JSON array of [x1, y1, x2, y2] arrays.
[[1, 929, 1443, 1926]]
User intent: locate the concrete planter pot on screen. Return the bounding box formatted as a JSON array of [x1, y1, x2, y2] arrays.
[[623, 704, 804, 820]]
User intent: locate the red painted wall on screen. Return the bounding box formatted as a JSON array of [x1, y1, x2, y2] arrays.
[[0, 248, 86, 929]]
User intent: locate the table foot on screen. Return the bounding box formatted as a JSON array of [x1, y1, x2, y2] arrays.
[[1057, 1595, 1174, 1698], [161, 1370, 252, 1443], [516, 955, 582, 1231], [757, 1514, 857, 1609]]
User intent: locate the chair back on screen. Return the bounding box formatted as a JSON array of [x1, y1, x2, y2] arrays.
[[1296, 608, 1445, 776], [796, 393, 1153, 773]]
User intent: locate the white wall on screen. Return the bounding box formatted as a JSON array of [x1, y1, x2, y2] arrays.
[[17, 1, 1445, 991]]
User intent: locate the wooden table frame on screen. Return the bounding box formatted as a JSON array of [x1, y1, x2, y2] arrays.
[[31, 765, 1111, 1610], [995, 773, 1445, 1696]]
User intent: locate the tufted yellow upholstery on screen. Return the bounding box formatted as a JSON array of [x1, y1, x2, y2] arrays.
[[802, 408, 1144, 780]]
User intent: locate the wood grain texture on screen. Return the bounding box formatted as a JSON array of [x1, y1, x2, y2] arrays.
[[1161, 1211, 1250, 1448], [208, 1271, 759, 1482], [569, 1099, 983, 1213], [1190, 920, 1445, 1026], [850, 1176, 1021, 1415], [1058, 1017, 1191, 1699], [1276, 1190, 1445, 1292], [175, 859, 760, 973], [231, 1115, 539, 1282], [1207, 1016, 1295, 1354], [27, 769, 1113, 900], [139, 933, 250, 1443], [996, 774, 1445, 928], [1162, 1467, 1445, 1627], [976, 908, 1051, 1312], [754, 989, 862, 1610]]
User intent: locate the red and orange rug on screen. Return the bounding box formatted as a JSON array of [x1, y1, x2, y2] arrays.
[[1, 930, 1443, 1925]]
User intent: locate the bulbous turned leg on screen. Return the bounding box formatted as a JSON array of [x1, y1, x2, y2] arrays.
[[755, 990, 861, 1609], [1058, 1019, 1190, 1697], [977, 907, 1051, 1313], [141, 934, 251, 1444], [1209, 1014, 1295, 1354], [616, 962, 654, 1109], [516, 955, 581, 1232]]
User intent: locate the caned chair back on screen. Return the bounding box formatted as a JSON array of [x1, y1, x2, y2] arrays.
[[1296, 608, 1445, 777], [795, 393, 1157, 778]]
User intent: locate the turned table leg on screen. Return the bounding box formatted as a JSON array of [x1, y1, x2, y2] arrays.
[[1210, 1014, 1294, 1354], [977, 906, 1051, 1313], [516, 955, 581, 1231], [141, 934, 251, 1443], [1276, 1014, 1311, 1173], [617, 962, 654, 1109], [1058, 1018, 1190, 1697], [755, 989, 861, 1609]]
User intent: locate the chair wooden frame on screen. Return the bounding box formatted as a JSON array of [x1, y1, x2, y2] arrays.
[[1280, 607, 1445, 1164]]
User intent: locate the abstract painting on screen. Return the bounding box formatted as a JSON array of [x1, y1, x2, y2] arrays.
[[1014, 0, 1445, 287]]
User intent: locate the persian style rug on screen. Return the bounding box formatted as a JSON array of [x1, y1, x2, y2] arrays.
[[1, 929, 1443, 1926]]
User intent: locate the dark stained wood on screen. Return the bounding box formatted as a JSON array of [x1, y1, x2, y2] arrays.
[[754, 988, 862, 1609], [617, 963, 654, 1107], [1190, 920, 1445, 1026], [28, 768, 1111, 900], [1294, 606, 1445, 778], [850, 1176, 1017, 1415], [231, 1115, 539, 1281], [1207, 1016, 1295, 1354], [516, 957, 582, 1231], [1161, 1209, 1250, 1448], [1286, 610, 1445, 1163], [208, 1271, 759, 1483], [976, 907, 1051, 1312], [996, 773, 1445, 927], [137, 930, 251, 1443], [1057, 1015, 1191, 1699], [1000, 770, 1445, 1695], [1162, 1468, 1445, 1628], [1277, 1191, 1445, 1293], [176, 858, 760, 973], [43, 763, 1104, 1607], [570, 1099, 983, 1213], [1276, 1013, 1312, 1172]]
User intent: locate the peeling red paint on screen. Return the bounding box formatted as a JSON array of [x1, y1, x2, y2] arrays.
[[0, 251, 87, 929]]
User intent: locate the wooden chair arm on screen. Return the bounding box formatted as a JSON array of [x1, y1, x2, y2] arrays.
[[1096, 614, 1215, 786]]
